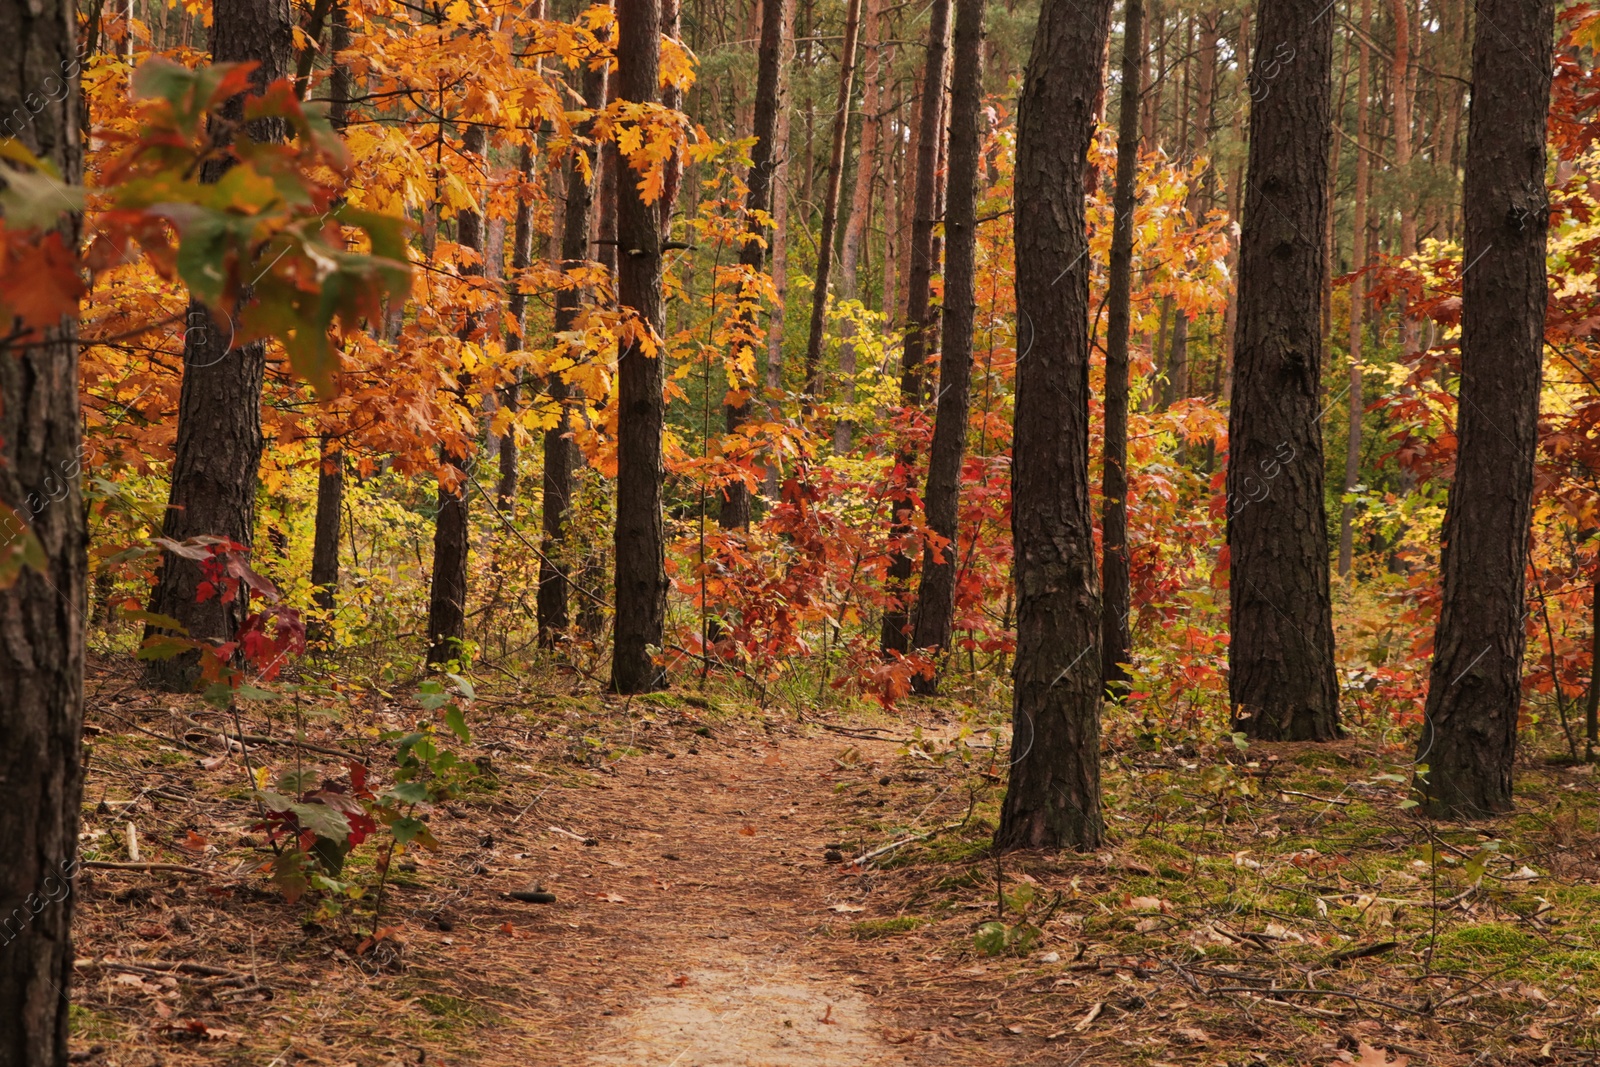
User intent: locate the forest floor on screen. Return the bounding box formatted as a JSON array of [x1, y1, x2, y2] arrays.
[[64, 655, 1600, 1067]]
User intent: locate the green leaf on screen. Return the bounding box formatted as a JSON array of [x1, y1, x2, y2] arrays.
[[0, 162, 84, 229], [973, 922, 1008, 957], [119, 608, 189, 634], [386, 781, 432, 805], [445, 673, 476, 701], [443, 704, 470, 744], [0, 503, 47, 589], [289, 800, 352, 843], [417, 679, 450, 711]]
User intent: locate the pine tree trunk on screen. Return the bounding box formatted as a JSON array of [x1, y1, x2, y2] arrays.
[[908, 0, 984, 691], [799, 0, 864, 406], [309, 0, 349, 633], [1339, 0, 1372, 578], [427, 124, 486, 664], [0, 0, 85, 1058], [1417, 0, 1554, 818], [1100, 0, 1142, 690], [145, 0, 293, 690], [501, 143, 536, 518], [880, 0, 951, 655], [833, 0, 883, 454], [994, 0, 1114, 854], [1227, 0, 1340, 741], [539, 65, 604, 645], [610, 0, 670, 693], [722, 0, 788, 528]]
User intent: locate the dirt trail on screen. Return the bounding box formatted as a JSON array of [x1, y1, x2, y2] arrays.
[[517, 720, 929, 1065]]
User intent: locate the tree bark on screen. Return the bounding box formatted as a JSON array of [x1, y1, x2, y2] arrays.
[[722, 0, 788, 529], [1227, 0, 1340, 741], [880, 0, 951, 655], [309, 0, 349, 632], [0, 0, 85, 1059], [539, 65, 604, 646], [994, 0, 1114, 854], [610, 0, 670, 693], [799, 0, 864, 407], [145, 0, 293, 690], [1339, 0, 1372, 578], [908, 0, 984, 691], [1417, 0, 1554, 818], [833, 0, 883, 454], [501, 143, 536, 518], [427, 124, 486, 665], [1100, 0, 1142, 690]]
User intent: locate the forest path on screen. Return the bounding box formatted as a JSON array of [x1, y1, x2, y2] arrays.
[[508, 712, 939, 1065]]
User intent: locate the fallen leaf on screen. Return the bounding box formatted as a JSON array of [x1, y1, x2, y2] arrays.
[[179, 830, 209, 852], [1173, 1027, 1209, 1045], [820, 1004, 836, 1025], [763, 751, 783, 767], [669, 974, 689, 987], [598, 892, 627, 904], [1337, 1042, 1409, 1067], [1126, 895, 1169, 912], [828, 903, 866, 913], [739, 824, 757, 836]]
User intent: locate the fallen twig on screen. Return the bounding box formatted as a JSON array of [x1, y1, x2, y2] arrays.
[[82, 860, 209, 876]]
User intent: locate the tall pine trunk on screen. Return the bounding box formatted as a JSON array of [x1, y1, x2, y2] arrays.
[[833, 0, 883, 454], [908, 0, 984, 690], [1417, 0, 1554, 817], [799, 0, 864, 405], [1227, 0, 1340, 741], [539, 64, 605, 645], [722, 0, 789, 529], [0, 0, 85, 1058], [610, 0, 670, 693], [145, 0, 293, 690], [994, 0, 1114, 853], [501, 143, 536, 519], [1100, 0, 1143, 689], [880, 0, 951, 655], [1339, 0, 1372, 578], [427, 124, 487, 664]]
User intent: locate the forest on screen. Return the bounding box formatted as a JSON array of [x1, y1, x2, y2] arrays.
[[0, 0, 1596, 1062]]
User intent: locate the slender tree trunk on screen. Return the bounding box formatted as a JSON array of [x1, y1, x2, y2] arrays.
[[610, 0, 670, 693], [880, 0, 951, 655], [1417, 0, 1554, 817], [539, 66, 604, 645], [500, 143, 536, 517], [909, 0, 984, 691], [799, 0, 864, 406], [0, 0, 85, 1058], [1339, 0, 1372, 578], [309, 0, 349, 631], [722, 0, 788, 528], [145, 0, 293, 690], [1588, 553, 1600, 761], [833, 0, 883, 454], [1100, 0, 1142, 690], [427, 124, 487, 664], [1228, 0, 1340, 741], [994, 0, 1114, 853]]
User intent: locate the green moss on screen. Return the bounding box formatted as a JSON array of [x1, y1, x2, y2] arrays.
[[1433, 923, 1541, 966], [849, 916, 925, 939], [69, 1004, 124, 1042]]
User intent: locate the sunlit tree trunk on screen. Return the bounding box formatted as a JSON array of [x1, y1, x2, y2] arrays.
[[1100, 0, 1143, 690], [1417, 0, 1554, 817], [799, 0, 864, 407], [994, 0, 1114, 853], [610, 0, 670, 693], [0, 0, 85, 1057], [1227, 0, 1339, 741], [145, 0, 293, 689], [833, 0, 883, 454], [909, 0, 984, 691]]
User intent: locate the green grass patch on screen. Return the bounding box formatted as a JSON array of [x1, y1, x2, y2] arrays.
[[849, 916, 926, 939]]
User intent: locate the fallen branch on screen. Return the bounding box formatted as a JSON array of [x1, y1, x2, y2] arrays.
[[850, 801, 976, 867], [1210, 985, 1428, 1017], [94, 960, 245, 979], [82, 860, 209, 876]]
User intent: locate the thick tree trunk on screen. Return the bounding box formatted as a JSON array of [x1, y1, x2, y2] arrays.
[[994, 0, 1114, 854], [145, 0, 293, 690], [1339, 0, 1372, 578], [722, 0, 788, 529], [1227, 0, 1340, 741], [1417, 0, 1554, 818], [610, 0, 670, 693], [426, 124, 487, 665], [799, 0, 864, 406], [0, 0, 85, 1059], [1100, 0, 1142, 690], [908, 0, 984, 691], [880, 0, 951, 655]]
